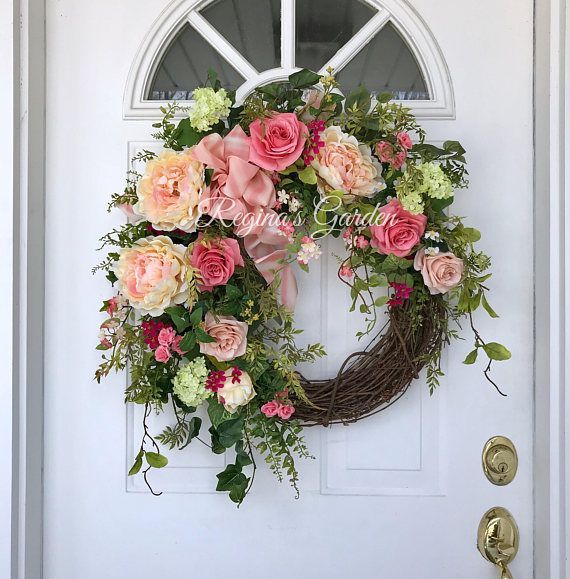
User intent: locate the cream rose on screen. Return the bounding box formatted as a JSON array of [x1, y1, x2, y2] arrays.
[[414, 249, 464, 294], [135, 148, 205, 232], [199, 313, 248, 362], [113, 235, 188, 316], [216, 369, 256, 414], [311, 126, 385, 200]]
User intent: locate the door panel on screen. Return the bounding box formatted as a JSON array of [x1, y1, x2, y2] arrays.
[[44, 0, 534, 577]]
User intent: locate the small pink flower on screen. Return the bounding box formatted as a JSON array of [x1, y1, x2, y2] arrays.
[[397, 132, 413, 150], [340, 265, 354, 279], [99, 337, 113, 349], [158, 326, 176, 347], [376, 141, 394, 163], [278, 220, 295, 239], [106, 296, 119, 317], [171, 335, 185, 355], [277, 404, 295, 420], [355, 235, 369, 249], [261, 401, 280, 417], [275, 388, 289, 399], [391, 151, 407, 170], [155, 345, 171, 362]]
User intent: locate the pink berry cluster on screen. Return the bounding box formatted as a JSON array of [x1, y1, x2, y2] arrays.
[[141, 320, 184, 362], [260, 389, 296, 420], [303, 120, 326, 166], [387, 282, 414, 307]]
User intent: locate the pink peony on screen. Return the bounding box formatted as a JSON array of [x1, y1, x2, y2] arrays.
[[190, 234, 244, 291], [171, 335, 185, 355], [414, 249, 464, 294], [158, 326, 176, 346], [249, 113, 308, 171], [199, 313, 248, 362], [277, 404, 295, 420], [261, 401, 280, 417], [397, 132, 413, 150], [155, 345, 171, 362], [370, 199, 427, 257]]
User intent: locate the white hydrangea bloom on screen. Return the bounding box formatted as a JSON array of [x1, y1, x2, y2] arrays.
[[172, 356, 211, 407], [189, 88, 232, 132]]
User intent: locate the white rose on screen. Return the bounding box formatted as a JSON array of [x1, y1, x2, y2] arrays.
[[216, 369, 256, 414]]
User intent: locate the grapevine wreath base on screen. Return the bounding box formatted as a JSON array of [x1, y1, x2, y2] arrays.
[[296, 297, 446, 426]]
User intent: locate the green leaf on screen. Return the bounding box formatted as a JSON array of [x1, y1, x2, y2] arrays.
[[178, 332, 196, 352], [209, 426, 226, 454], [189, 307, 203, 326], [374, 296, 389, 307], [216, 464, 248, 491], [165, 306, 191, 333], [462, 227, 481, 242], [179, 417, 202, 450], [207, 398, 232, 428], [288, 69, 321, 89], [216, 418, 244, 448], [463, 348, 479, 365], [345, 84, 371, 113], [229, 483, 248, 504], [145, 452, 168, 468], [482, 294, 499, 318], [430, 196, 454, 212], [279, 164, 297, 175], [236, 450, 252, 469], [225, 284, 242, 300], [173, 118, 202, 147], [298, 165, 317, 185], [128, 450, 144, 476], [195, 327, 217, 343], [482, 342, 512, 361]]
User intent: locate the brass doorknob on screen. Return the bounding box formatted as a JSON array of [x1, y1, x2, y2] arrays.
[[477, 507, 519, 578]]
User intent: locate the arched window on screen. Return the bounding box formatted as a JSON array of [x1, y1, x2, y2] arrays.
[[124, 0, 454, 119]]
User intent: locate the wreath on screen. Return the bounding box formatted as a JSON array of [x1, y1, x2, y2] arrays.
[[94, 68, 510, 504]]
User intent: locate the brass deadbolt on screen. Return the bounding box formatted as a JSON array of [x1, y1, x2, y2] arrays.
[[482, 436, 518, 485]]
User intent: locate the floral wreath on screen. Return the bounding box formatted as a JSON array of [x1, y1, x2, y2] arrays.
[[95, 68, 510, 504]]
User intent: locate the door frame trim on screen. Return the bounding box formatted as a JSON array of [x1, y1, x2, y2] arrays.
[[4, 0, 567, 577]]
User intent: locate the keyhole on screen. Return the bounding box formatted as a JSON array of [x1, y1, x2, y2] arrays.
[[498, 462, 508, 473]]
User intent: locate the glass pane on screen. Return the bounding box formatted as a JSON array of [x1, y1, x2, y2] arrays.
[[201, 0, 281, 71], [148, 23, 245, 100], [337, 23, 429, 99], [295, 0, 376, 72]]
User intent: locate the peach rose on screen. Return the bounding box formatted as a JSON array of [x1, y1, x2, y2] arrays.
[[370, 198, 427, 257], [249, 113, 308, 171], [190, 234, 244, 291], [414, 249, 464, 294], [199, 313, 248, 362], [312, 126, 385, 200], [216, 368, 256, 414], [135, 149, 205, 232], [113, 235, 188, 316]]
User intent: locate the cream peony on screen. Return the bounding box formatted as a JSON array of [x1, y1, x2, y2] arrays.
[[216, 369, 256, 414], [414, 249, 464, 294], [113, 235, 188, 316], [311, 126, 385, 201], [135, 149, 205, 232]]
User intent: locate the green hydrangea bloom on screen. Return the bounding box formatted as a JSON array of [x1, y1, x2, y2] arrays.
[[189, 88, 232, 132], [399, 191, 425, 214], [172, 356, 211, 407], [417, 163, 454, 199]]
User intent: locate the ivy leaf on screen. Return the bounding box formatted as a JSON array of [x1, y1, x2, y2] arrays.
[[298, 165, 317, 185], [165, 306, 191, 333], [179, 416, 202, 450], [173, 118, 202, 147], [195, 327, 216, 343], [215, 464, 247, 491], [207, 398, 233, 428], [209, 426, 226, 454], [178, 332, 196, 352], [216, 418, 244, 448], [128, 449, 144, 476], [482, 342, 512, 361], [288, 69, 321, 89], [236, 450, 252, 469], [189, 307, 203, 326], [463, 348, 479, 365], [482, 294, 499, 318], [145, 452, 168, 468]]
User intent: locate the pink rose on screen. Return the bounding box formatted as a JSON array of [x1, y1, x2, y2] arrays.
[[190, 234, 244, 291], [199, 313, 248, 362], [171, 335, 185, 355], [277, 404, 295, 420], [414, 249, 464, 294], [158, 326, 176, 346], [397, 132, 413, 150], [376, 141, 393, 163], [155, 345, 171, 362], [391, 151, 407, 170], [261, 401, 280, 417], [370, 199, 427, 257], [249, 113, 308, 171]]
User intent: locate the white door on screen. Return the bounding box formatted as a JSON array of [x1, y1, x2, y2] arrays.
[[44, 0, 534, 577]]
